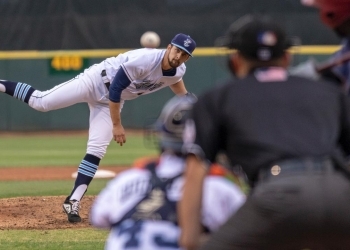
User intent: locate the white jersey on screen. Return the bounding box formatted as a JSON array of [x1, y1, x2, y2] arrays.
[[90, 153, 246, 250], [27, 48, 188, 160], [104, 48, 186, 101]]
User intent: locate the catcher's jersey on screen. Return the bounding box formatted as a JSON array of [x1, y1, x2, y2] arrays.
[[90, 153, 246, 250], [103, 48, 186, 101]]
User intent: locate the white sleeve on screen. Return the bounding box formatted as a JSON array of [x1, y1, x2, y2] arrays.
[[120, 53, 151, 81], [201, 176, 246, 232], [90, 169, 150, 228]]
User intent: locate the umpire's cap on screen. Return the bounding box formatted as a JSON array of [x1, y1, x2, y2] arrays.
[[154, 95, 197, 153], [216, 15, 295, 61]]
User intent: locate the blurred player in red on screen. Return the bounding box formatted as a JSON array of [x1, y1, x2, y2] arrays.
[[294, 0, 350, 92]]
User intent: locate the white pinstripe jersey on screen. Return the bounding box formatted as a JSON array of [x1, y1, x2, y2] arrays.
[[103, 48, 186, 101]]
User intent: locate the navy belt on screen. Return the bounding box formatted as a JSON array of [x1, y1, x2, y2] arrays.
[[101, 70, 110, 90], [258, 157, 334, 181]]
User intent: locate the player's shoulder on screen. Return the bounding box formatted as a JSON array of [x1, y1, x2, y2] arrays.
[[109, 157, 158, 183], [204, 164, 246, 201], [125, 48, 164, 58], [207, 163, 228, 177], [132, 156, 160, 169], [206, 163, 243, 187]]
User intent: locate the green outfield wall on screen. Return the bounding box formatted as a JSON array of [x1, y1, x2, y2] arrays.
[[0, 46, 340, 131]]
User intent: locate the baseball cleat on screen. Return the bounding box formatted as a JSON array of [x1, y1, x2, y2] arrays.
[[62, 198, 82, 223]]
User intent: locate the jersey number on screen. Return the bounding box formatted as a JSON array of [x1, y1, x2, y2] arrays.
[[118, 220, 179, 249]]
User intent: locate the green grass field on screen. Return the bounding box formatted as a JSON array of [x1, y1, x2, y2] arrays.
[[0, 229, 108, 250], [0, 130, 158, 168], [0, 130, 158, 249]]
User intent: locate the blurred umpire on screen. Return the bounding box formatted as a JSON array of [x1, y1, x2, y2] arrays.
[[178, 14, 350, 250]]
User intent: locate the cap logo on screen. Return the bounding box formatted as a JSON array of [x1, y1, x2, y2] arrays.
[[171, 33, 196, 56], [257, 48, 272, 61], [258, 31, 277, 46], [184, 38, 192, 47]]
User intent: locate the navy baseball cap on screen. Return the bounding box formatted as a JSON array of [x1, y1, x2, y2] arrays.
[[216, 15, 296, 61], [171, 33, 196, 57]]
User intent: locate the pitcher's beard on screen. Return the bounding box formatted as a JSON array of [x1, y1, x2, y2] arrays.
[[168, 59, 180, 68]]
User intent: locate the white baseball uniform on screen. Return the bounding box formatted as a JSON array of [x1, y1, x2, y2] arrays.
[[0, 35, 196, 222], [90, 153, 246, 250], [27, 48, 186, 159]]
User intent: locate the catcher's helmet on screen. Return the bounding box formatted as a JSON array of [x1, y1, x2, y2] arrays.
[[154, 95, 197, 153]]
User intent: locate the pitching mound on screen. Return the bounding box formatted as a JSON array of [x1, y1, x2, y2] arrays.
[[0, 195, 97, 230]]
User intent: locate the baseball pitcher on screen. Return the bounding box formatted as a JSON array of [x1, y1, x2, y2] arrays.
[[0, 33, 197, 223]]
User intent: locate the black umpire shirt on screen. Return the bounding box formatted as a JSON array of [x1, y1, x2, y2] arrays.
[[185, 67, 350, 185]]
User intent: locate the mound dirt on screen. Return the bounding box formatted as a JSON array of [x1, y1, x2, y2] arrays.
[[0, 166, 129, 230], [0, 195, 97, 230]]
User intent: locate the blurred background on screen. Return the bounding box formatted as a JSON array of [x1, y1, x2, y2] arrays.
[[0, 0, 341, 131]]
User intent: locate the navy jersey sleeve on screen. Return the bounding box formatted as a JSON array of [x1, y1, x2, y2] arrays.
[[109, 67, 131, 103]]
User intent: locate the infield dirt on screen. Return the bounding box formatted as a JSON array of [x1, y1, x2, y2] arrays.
[[0, 166, 128, 230]]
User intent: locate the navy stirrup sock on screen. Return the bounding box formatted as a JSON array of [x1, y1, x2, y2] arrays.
[[69, 154, 101, 198], [0, 80, 35, 103]]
